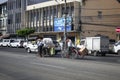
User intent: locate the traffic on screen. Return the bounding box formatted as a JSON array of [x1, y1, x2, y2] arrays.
[[0, 36, 119, 59]]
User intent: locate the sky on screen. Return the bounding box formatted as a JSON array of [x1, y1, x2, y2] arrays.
[[0, 0, 7, 4]]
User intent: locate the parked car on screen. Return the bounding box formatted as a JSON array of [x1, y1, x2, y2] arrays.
[[9, 40, 24, 48], [112, 41, 120, 55], [0, 39, 15, 47]]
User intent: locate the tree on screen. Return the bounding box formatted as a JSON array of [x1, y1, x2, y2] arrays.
[[16, 28, 35, 40]]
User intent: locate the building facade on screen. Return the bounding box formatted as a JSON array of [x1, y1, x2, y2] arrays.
[[27, 0, 49, 5], [5, 0, 120, 43], [25, 0, 120, 42], [26, 0, 81, 43], [81, 0, 120, 40], [0, 1, 7, 35], [7, 0, 26, 34], [6, 0, 50, 35]]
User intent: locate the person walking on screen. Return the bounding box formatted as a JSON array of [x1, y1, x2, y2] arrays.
[[37, 37, 44, 57], [66, 38, 73, 57]]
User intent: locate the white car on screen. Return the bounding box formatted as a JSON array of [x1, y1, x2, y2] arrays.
[[112, 41, 120, 55], [26, 42, 38, 53], [10, 40, 24, 48], [23, 41, 28, 48], [0, 39, 15, 47]]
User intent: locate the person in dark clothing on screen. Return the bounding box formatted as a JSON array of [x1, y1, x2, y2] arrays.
[[37, 37, 44, 57]]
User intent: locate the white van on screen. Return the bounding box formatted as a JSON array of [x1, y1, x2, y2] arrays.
[[10, 39, 24, 48], [0, 39, 15, 47]]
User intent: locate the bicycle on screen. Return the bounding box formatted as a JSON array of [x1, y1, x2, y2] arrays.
[[68, 47, 87, 59]]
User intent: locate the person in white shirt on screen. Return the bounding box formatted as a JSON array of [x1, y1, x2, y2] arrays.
[[37, 37, 44, 57], [66, 38, 73, 56]]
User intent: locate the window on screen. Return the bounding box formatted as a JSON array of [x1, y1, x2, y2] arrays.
[[15, 13, 21, 23], [8, 14, 13, 24], [16, 0, 21, 8], [98, 11, 102, 19], [27, 0, 49, 5]]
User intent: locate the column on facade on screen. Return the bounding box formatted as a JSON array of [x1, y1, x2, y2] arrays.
[[48, 6, 50, 31], [45, 7, 48, 31], [31, 9, 33, 28], [25, 11, 28, 28], [36, 9, 39, 32], [29, 11, 31, 28], [28, 11, 30, 28], [41, 8, 44, 32], [29, 11, 32, 27], [35, 9, 38, 32], [58, 4, 62, 18], [33, 9, 36, 29], [30, 11, 33, 28], [39, 8, 41, 31], [74, 1, 80, 31], [51, 6, 54, 31], [34, 9, 36, 29], [43, 8, 46, 31]]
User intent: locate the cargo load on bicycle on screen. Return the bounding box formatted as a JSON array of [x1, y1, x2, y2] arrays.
[[42, 38, 55, 56]]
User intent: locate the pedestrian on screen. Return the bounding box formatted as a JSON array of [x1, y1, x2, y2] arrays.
[[66, 38, 73, 57], [59, 40, 63, 51], [37, 37, 44, 57]]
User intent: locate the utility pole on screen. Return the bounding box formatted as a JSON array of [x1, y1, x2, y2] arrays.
[[55, 0, 68, 57], [63, 0, 67, 55]]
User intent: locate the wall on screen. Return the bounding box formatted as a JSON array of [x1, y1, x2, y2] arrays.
[[81, 0, 120, 40]]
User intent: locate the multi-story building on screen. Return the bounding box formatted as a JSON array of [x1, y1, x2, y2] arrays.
[[25, 0, 120, 43], [26, 0, 81, 43], [7, 0, 49, 36], [7, 0, 26, 34], [0, 0, 7, 35]]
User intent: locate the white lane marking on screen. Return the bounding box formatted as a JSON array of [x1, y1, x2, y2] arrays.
[[31, 62, 66, 69]]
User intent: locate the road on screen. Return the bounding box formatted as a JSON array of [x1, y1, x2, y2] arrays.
[[0, 47, 120, 80]]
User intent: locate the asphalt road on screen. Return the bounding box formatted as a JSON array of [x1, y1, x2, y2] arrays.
[[0, 47, 120, 80]]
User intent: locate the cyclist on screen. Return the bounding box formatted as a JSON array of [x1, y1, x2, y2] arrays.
[[37, 37, 44, 57]]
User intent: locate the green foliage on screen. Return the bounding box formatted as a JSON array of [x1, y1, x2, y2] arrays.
[[16, 28, 35, 37]]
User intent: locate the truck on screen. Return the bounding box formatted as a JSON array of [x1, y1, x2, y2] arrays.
[[78, 36, 109, 56]]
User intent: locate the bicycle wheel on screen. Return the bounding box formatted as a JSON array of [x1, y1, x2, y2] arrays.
[[69, 50, 78, 59], [61, 50, 68, 58]]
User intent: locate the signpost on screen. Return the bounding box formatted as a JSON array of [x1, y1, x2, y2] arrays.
[[116, 27, 120, 32]]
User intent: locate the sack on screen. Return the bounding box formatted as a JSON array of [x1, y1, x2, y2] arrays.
[[50, 47, 55, 55], [79, 47, 88, 55]]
